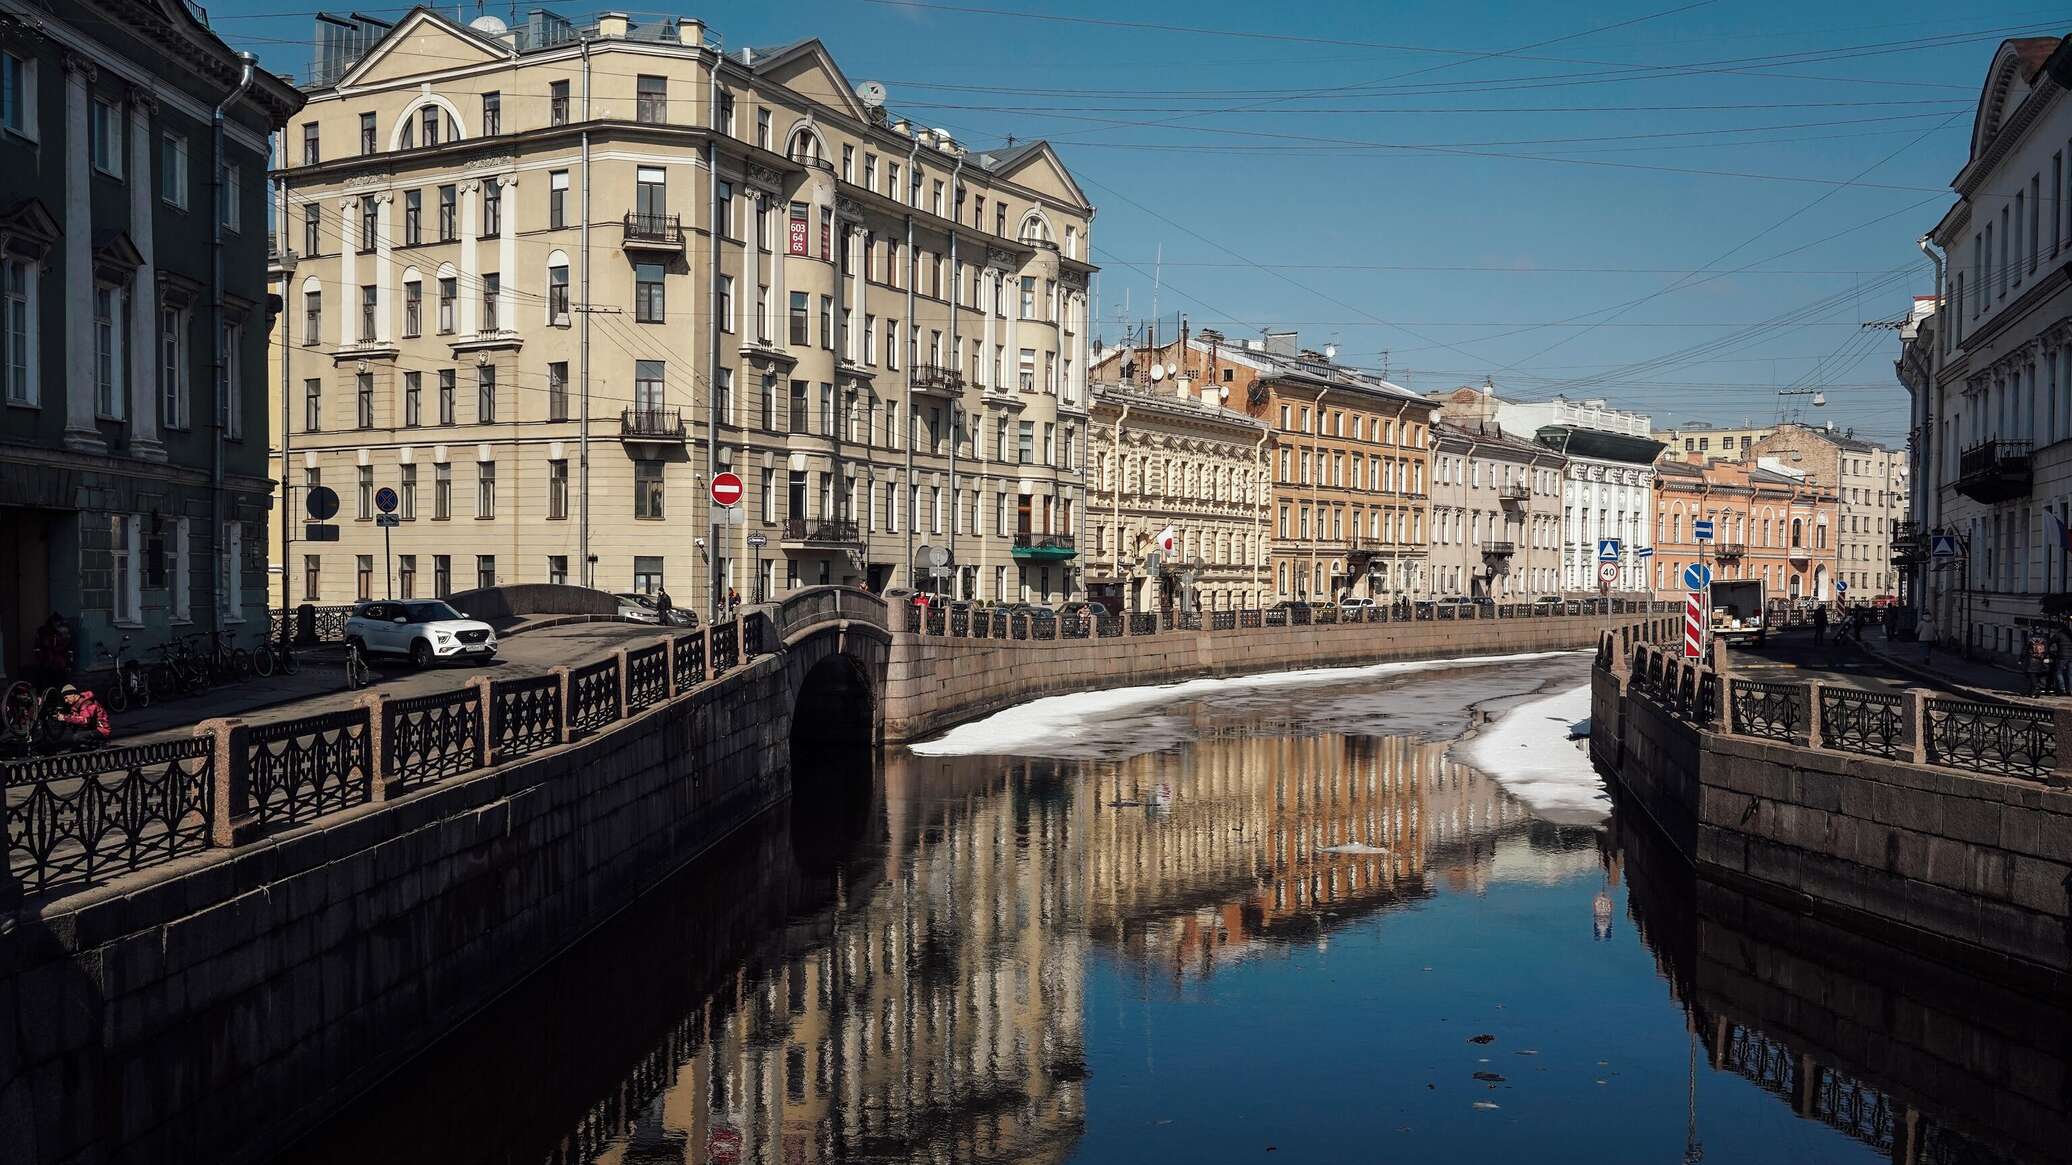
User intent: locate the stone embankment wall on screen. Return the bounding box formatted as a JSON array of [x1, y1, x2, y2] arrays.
[[884, 614, 1671, 742], [3, 653, 792, 1165]]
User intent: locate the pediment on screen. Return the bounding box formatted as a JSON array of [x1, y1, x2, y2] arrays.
[[754, 40, 866, 121], [989, 141, 1089, 210], [340, 8, 511, 90]]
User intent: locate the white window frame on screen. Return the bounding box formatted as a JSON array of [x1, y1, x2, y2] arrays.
[[160, 133, 187, 209], [2, 256, 36, 406], [222, 521, 243, 623], [171, 517, 192, 622], [94, 284, 125, 419], [159, 306, 189, 430], [0, 51, 35, 141], [223, 321, 243, 438], [91, 97, 122, 177], [110, 514, 142, 626]]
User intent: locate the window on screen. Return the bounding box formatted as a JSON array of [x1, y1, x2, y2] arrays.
[[433, 555, 451, 596], [549, 170, 569, 228], [550, 79, 570, 126], [401, 189, 420, 245], [756, 106, 771, 149], [635, 262, 664, 323], [482, 181, 501, 238], [420, 106, 441, 148], [352, 111, 375, 156], [633, 74, 668, 124], [437, 277, 456, 333], [160, 134, 187, 208], [715, 367, 732, 424], [547, 458, 569, 519], [635, 459, 664, 518], [634, 360, 665, 413], [358, 200, 378, 254], [2, 258, 34, 405], [93, 98, 131, 177], [93, 286, 122, 419], [357, 466, 374, 519], [718, 91, 735, 136], [0, 51, 32, 139], [475, 460, 495, 518], [303, 377, 321, 431], [303, 204, 322, 258], [404, 371, 422, 426], [475, 555, 495, 590], [301, 121, 319, 166], [356, 371, 374, 428], [1019, 276, 1035, 319], [158, 308, 187, 429], [301, 553, 320, 603], [1018, 421, 1035, 464], [718, 275, 734, 333], [359, 284, 377, 342], [398, 555, 417, 598], [438, 369, 455, 424], [547, 361, 569, 421], [480, 272, 501, 331], [819, 296, 833, 350], [437, 185, 457, 241], [789, 379, 808, 434], [221, 165, 241, 231], [400, 465, 419, 520], [789, 291, 809, 345], [1018, 348, 1035, 392], [481, 91, 500, 136], [477, 364, 496, 423]]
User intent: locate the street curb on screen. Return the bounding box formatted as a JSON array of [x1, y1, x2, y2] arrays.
[[1858, 640, 2019, 706]]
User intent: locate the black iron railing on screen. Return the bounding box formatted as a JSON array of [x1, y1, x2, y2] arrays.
[[673, 632, 707, 689], [491, 674, 563, 762], [385, 687, 482, 791], [620, 407, 685, 438], [623, 212, 684, 245], [1818, 687, 1904, 759], [910, 362, 964, 392], [247, 709, 370, 826], [1924, 696, 2054, 781], [1958, 439, 2032, 478], [567, 657, 621, 738], [783, 518, 862, 545], [3, 739, 213, 896], [626, 642, 670, 712], [1728, 678, 1803, 741]]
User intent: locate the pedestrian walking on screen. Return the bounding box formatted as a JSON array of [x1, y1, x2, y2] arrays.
[[2054, 620, 2072, 697], [1811, 603, 1828, 645], [726, 587, 740, 614], [1916, 610, 1936, 665], [654, 587, 674, 626]]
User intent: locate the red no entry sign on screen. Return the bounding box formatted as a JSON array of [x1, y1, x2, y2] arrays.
[[710, 471, 744, 507]]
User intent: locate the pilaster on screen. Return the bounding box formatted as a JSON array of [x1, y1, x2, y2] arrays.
[[61, 53, 103, 452]]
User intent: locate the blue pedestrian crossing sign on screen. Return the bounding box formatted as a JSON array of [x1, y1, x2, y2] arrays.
[[1693, 519, 1714, 541], [1930, 533, 1961, 559], [1597, 538, 1622, 562], [1682, 562, 1712, 591]]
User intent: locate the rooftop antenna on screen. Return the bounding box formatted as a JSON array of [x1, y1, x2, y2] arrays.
[[1150, 243, 1163, 348], [1379, 349, 1390, 380]]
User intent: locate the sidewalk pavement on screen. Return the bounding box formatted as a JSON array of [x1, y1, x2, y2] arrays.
[[1855, 632, 2060, 706]]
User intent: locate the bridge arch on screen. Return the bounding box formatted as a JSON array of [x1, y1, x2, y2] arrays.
[[771, 588, 892, 776]]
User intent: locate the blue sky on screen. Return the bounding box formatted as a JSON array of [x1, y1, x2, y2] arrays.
[[202, 0, 2065, 445]]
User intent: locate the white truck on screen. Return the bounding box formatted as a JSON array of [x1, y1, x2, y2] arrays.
[[1709, 579, 1766, 646]]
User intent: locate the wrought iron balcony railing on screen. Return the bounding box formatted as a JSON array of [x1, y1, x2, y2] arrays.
[[1481, 540, 1517, 556], [782, 518, 862, 545], [1954, 439, 2032, 503], [1498, 483, 1530, 502], [909, 362, 965, 395], [622, 212, 685, 247], [1714, 543, 1747, 561], [619, 407, 685, 438], [1011, 532, 1078, 559]]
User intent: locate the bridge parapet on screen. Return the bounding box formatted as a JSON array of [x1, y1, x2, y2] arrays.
[[776, 586, 888, 641]]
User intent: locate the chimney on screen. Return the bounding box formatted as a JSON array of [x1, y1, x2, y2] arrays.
[[676, 17, 704, 46], [1686, 451, 1704, 465], [1263, 330, 1297, 357], [596, 11, 628, 37]]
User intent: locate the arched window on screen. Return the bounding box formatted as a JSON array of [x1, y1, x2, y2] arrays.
[[1017, 210, 1054, 245], [787, 125, 827, 166], [1791, 518, 1804, 548]]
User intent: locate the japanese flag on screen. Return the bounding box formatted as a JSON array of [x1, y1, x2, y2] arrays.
[[1154, 526, 1177, 554]]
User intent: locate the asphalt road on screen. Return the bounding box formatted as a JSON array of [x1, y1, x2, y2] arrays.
[[1721, 625, 1922, 694]]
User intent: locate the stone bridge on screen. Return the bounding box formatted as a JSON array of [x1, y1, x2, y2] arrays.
[[1, 586, 1670, 1165]]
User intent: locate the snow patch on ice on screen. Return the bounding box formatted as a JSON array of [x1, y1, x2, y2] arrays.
[[1458, 683, 1609, 824], [905, 651, 1576, 759]]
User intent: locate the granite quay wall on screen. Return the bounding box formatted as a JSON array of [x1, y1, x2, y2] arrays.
[[0, 615, 814, 1165], [883, 606, 1680, 743], [1596, 638, 2072, 990]]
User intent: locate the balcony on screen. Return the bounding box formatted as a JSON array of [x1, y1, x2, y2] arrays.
[[1714, 543, 1746, 562], [782, 518, 862, 548], [621, 212, 685, 253], [1011, 532, 1078, 561], [1481, 540, 1517, 558], [909, 362, 965, 400], [1953, 440, 2032, 504], [1498, 483, 1530, 505], [1890, 520, 1927, 565], [619, 407, 686, 442]]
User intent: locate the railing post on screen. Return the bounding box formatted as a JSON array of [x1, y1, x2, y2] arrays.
[[1803, 682, 1824, 750], [614, 647, 632, 719], [736, 617, 749, 666], [358, 691, 392, 802], [550, 665, 573, 744], [295, 603, 316, 647], [663, 636, 678, 698], [1903, 688, 1930, 766], [198, 717, 258, 847], [465, 674, 496, 765], [2053, 705, 2072, 787]]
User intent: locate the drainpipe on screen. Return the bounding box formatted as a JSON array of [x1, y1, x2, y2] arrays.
[[212, 53, 257, 635], [1112, 398, 1128, 607], [578, 33, 593, 588], [901, 137, 920, 591], [1252, 425, 1268, 605], [946, 152, 964, 597], [1915, 233, 1945, 617], [1307, 388, 1326, 601], [275, 130, 294, 644], [705, 43, 722, 616]]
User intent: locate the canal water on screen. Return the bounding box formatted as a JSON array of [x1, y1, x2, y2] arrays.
[[291, 652, 2063, 1164]]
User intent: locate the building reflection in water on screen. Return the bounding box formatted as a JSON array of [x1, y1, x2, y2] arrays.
[[1607, 787, 2071, 1165]]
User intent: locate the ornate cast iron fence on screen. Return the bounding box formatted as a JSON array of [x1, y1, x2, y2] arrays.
[[743, 613, 771, 657], [568, 658, 622, 738], [1924, 697, 2055, 781], [491, 674, 563, 762], [1210, 611, 1236, 631], [247, 709, 370, 826], [1818, 687, 1904, 759], [4, 738, 213, 896], [1729, 679, 1804, 742], [1097, 615, 1123, 638], [385, 687, 483, 791], [949, 607, 970, 637], [1240, 609, 1262, 629], [673, 633, 706, 690], [710, 620, 739, 673], [925, 606, 946, 635], [902, 605, 921, 633], [625, 642, 670, 712]]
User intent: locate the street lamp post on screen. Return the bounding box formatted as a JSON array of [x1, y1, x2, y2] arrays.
[[747, 532, 767, 603]]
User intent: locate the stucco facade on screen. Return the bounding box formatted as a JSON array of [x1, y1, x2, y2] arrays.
[[1747, 423, 1905, 601], [1426, 419, 1566, 600], [1085, 377, 1269, 613], [0, 0, 302, 677], [270, 9, 1093, 618], [1650, 455, 1841, 603]]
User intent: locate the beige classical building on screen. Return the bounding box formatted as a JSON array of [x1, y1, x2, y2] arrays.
[[1085, 377, 1270, 614], [1427, 419, 1567, 600], [1656, 423, 1773, 463], [1748, 424, 1908, 600], [269, 8, 1094, 616]]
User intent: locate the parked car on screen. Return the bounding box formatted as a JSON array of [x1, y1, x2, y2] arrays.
[[1339, 597, 1377, 613], [1268, 600, 1310, 615], [345, 600, 498, 668], [1532, 595, 1565, 611], [614, 593, 697, 627]]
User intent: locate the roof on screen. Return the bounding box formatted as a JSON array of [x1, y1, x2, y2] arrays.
[[1533, 425, 1665, 466], [1432, 418, 1561, 459], [1961, 35, 2069, 184]]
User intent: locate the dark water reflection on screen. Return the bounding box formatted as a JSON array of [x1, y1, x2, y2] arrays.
[[290, 659, 2065, 1165]]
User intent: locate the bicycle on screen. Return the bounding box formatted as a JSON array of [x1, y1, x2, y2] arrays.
[[343, 639, 371, 691], [149, 640, 207, 699], [206, 630, 253, 683], [1, 680, 40, 753], [99, 637, 152, 713], [252, 634, 300, 679]]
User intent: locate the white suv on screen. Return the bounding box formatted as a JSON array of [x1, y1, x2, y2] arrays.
[[345, 600, 498, 668]]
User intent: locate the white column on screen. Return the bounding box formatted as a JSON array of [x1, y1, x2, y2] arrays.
[[981, 270, 995, 386], [1004, 271, 1019, 388], [496, 174, 516, 333], [746, 194, 763, 340], [458, 180, 479, 337], [373, 193, 393, 343], [61, 54, 101, 451], [770, 198, 788, 349], [126, 91, 164, 460], [337, 196, 357, 348], [845, 225, 861, 363]]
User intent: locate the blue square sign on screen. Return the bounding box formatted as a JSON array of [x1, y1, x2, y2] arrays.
[[1693, 519, 1714, 541], [1597, 538, 1621, 562]]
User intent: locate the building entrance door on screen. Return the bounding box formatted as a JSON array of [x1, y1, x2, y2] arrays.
[[0, 507, 53, 678]]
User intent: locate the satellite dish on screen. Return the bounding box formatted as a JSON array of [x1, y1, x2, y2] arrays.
[[855, 81, 889, 108], [1165, 362, 1179, 378], [468, 13, 507, 34], [1149, 364, 1165, 382]]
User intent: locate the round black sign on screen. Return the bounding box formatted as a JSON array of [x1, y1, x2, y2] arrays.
[[305, 484, 340, 521]]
